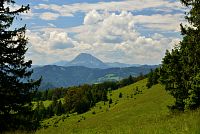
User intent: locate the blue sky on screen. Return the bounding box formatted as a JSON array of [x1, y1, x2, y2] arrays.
[[13, 0, 186, 65]]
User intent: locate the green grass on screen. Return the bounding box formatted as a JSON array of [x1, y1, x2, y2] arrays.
[[32, 100, 53, 109], [96, 74, 121, 82], [32, 98, 65, 110], [34, 79, 200, 134]]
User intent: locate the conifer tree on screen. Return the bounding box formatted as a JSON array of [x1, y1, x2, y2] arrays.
[[0, 0, 41, 131], [160, 0, 200, 111], [146, 68, 159, 88], [146, 69, 154, 89]]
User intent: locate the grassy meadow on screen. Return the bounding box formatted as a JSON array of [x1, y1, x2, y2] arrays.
[[31, 79, 200, 134]]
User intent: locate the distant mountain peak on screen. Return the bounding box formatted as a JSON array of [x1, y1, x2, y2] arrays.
[[67, 53, 108, 69], [51, 53, 141, 69], [78, 53, 93, 57], [73, 53, 98, 61]]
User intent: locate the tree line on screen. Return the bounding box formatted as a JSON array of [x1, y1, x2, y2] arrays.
[[32, 75, 146, 122], [33, 75, 145, 102]]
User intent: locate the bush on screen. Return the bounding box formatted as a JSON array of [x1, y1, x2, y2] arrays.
[[109, 98, 113, 104], [119, 92, 123, 98]]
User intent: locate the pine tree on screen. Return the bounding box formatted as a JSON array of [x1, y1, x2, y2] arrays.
[[119, 92, 123, 98], [55, 100, 64, 116], [146, 69, 154, 89], [0, 0, 41, 131], [146, 68, 160, 88], [160, 0, 200, 111]]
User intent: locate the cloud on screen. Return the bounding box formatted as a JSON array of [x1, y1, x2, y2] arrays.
[[47, 23, 56, 27], [26, 30, 76, 64], [74, 11, 138, 44], [32, 0, 185, 21], [27, 10, 181, 65], [133, 14, 185, 31], [84, 10, 104, 25], [25, 0, 185, 32], [39, 12, 60, 20], [51, 42, 74, 50]]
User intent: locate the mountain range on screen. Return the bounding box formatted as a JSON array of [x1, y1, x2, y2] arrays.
[[32, 65, 157, 90], [31, 53, 158, 90], [52, 53, 138, 68]]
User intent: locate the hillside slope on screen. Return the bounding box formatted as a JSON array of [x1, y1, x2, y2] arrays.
[[36, 79, 200, 134]]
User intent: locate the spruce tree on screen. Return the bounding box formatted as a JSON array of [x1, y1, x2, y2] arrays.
[[160, 0, 200, 111], [146, 69, 154, 89], [0, 0, 41, 131]]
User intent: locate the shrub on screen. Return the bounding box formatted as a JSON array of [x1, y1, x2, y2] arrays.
[[119, 92, 123, 98]]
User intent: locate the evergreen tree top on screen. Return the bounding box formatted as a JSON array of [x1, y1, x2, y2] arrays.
[[0, 0, 41, 131]]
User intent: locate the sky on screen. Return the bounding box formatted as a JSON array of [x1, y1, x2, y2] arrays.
[[12, 0, 186, 65]]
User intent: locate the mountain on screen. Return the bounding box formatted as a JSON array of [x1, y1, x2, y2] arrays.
[[31, 65, 158, 90], [51, 53, 142, 68], [106, 62, 141, 68], [31, 65, 44, 68], [66, 53, 108, 69], [52, 60, 69, 66]]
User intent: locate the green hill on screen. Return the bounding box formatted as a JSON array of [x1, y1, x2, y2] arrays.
[[33, 79, 200, 134]]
